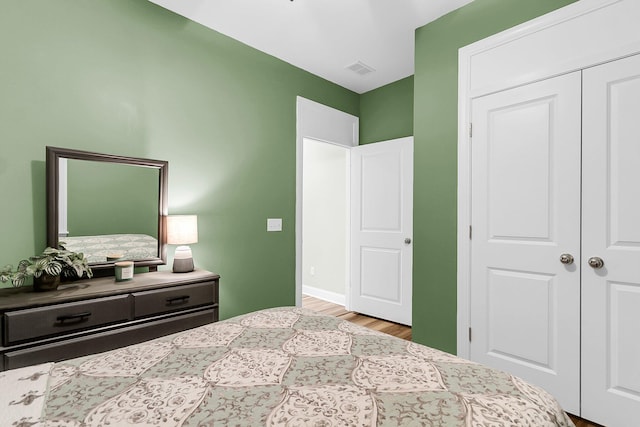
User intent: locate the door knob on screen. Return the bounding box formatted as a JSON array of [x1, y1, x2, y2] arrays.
[[404, 238, 412, 244], [559, 253, 574, 265], [588, 257, 604, 269]]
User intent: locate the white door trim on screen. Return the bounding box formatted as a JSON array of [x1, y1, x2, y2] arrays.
[[457, 0, 640, 357], [295, 96, 358, 307]]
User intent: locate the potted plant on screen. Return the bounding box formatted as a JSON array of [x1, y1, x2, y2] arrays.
[[0, 245, 93, 291]]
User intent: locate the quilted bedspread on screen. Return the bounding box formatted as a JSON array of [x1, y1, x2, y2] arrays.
[[6, 307, 575, 426]]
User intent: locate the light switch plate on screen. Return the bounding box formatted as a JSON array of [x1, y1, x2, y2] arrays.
[[267, 218, 282, 232]]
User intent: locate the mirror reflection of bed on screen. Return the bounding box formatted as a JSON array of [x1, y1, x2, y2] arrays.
[[61, 233, 158, 264]]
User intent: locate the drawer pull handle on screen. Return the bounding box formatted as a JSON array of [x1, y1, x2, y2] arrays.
[[166, 295, 190, 305], [56, 311, 92, 324]]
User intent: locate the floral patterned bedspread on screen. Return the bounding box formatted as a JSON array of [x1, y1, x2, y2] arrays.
[[9, 307, 575, 426]]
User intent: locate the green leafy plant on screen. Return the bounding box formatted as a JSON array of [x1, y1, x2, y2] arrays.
[[0, 245, 93, 287]]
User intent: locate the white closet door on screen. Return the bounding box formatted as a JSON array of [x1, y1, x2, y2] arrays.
[[469, 72, 582, 413], [582, 53, 640, 427]]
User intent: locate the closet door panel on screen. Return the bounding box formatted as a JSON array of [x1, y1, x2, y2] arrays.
[[582, 53, 640, 427], [469, 72, 582, 414]]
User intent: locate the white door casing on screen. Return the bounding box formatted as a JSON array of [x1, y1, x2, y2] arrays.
[[469, 73, 582, 413], [350, 137, 413, 326], [581, 53, 640, 427], [296, 98, 414, 321], [296, 97, 358, 307]]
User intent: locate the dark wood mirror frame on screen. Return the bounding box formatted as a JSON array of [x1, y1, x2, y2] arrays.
[[46, 146, 168, 273]]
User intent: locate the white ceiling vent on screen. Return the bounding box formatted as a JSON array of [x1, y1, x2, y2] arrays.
[[346, 61, 375, 76]]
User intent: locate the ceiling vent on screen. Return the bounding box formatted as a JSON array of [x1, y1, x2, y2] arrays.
[[346, 61, 375, 76]]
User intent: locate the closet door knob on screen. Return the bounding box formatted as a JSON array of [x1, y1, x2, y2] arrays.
[[559, 253, 574, 265], [404, 238, 412, 244], [588, 257, 604, 269]]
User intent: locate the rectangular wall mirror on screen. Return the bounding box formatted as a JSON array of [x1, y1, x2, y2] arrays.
[[46, 146, 168, 272]]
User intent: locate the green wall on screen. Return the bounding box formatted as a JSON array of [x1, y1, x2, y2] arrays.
[[412, 0, 577, 353], [0, 0, 359, 319], [0, 0, 580, 345], [359, 76, 414, 144], [67, 160, 158, 237]]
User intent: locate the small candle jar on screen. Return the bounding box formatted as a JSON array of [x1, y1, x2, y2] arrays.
[[106, 253, 124, 262], [114, 261, 134, 282]]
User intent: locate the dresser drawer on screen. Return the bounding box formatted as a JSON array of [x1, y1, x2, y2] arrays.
[[133, 281, 215, 318], [3, 295, 131, 346], [3, 308, 217, 370]]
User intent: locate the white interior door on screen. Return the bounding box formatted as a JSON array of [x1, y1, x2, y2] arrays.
[[350, 137, 413, 325], [582, 53, 640, 427], [469, 73, 582, 413]]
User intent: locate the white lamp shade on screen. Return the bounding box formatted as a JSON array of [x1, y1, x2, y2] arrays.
[[166, 215, 198, 245]]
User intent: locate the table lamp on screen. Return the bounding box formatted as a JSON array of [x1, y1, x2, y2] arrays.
[[166, 215, 198, 273]]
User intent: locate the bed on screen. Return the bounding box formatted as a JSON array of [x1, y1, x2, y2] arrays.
[[61, 233, 158, 263], [2, 307, 574, 426]]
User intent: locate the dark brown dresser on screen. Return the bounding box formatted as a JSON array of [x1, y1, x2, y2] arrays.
[[0, 269, 219, 371]]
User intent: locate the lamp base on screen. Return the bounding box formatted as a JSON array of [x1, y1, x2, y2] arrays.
[[172, 257, 194, 273], [172, 245, 195, 273]]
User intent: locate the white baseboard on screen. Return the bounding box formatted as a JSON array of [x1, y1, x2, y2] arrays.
[[302, 285, 345, 307]]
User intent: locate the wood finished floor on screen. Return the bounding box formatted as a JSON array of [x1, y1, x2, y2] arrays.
[[302, 295, 603, 427], [302, 294, 411, 341]]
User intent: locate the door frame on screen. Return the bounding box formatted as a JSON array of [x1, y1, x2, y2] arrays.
[[457, 0, 640, 357], [295, 97, 359, 307]]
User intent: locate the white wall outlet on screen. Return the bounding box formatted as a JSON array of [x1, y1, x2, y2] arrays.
[[267, 218, 282, 232], [310, 266, 315, 276]]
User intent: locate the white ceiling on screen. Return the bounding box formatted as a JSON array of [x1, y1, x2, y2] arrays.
[[147, 0, 474, 94]]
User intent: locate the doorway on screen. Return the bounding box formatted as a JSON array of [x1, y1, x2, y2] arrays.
[[295, 97, 359, 307], [301, 138, 350, 306], [296, 97, 414, 326]]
